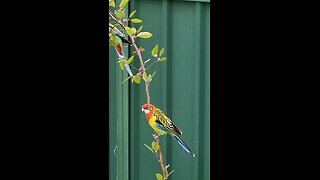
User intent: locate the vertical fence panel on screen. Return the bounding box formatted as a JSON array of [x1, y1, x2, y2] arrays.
[[109, 48, 117, 180], [129, 1, 168, 179], [109, 46, 129, 180], [127, 0, 211, 180]]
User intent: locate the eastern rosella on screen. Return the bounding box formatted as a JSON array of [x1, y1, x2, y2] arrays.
[[109, 23, 133, 76], [142, 104, 196, 157]]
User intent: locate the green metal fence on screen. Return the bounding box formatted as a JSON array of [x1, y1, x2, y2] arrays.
[[109, 0, 210, 179]]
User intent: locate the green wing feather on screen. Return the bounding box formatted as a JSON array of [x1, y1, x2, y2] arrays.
[[152, 107, 195, 157], [153, 108, 182, 135]]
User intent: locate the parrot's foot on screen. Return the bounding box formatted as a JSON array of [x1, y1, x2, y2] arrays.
[[152, 134, 159, 140]]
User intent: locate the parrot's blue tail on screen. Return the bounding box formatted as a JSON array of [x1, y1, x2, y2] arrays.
[[124, 64, 133, 77], [172, 134, 195, 157]]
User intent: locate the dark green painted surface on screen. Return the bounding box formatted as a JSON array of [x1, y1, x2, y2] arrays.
[[109, 48, 129, 180], [109, 0, 210, 179]]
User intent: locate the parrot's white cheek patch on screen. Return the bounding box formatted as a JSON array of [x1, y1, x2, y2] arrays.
[[144, 110, 150, 114]]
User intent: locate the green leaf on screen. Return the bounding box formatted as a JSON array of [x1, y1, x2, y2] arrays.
[[137, 26, 143, 34], [114, 9, 125, 19], [142, 71, 148, 82], [125, 27, 135, 35], [120, 9, 126, 17], [114, 11, 122, 19], [148, 70, 156, 83], [147, 75, 152, 82], [119, 0, 130, 9], [131, 18, 142, 23], [131, 27, 137, 34], [151, 44, 158, 57], [137, 32, 152, 38], [121, 76, 131, 84], [129, 10, 136, 18], [159, 48, 164, 57], [119, 61, 125, 70], [109, 0, 115, 7], [156, 173, 163, 180], [109, 34, 118, 46], [151, 141, 159, 152], [159, 57, 167, 62], [144, 144, 154, 154], [127, 55, 134, 64], [133, 75, 141, 84], [151, 70, 157, 79]]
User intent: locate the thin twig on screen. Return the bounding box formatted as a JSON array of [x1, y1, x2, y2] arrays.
[[155, 136, 167, 179], [129, 36, 151, 104], [145, 59, 159, 70], [129, 63, 139, 71]]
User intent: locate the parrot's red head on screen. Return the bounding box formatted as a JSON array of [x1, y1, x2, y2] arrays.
[[142, 104, 155, 120]]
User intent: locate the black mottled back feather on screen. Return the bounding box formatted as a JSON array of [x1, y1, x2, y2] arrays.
[[153, 108, 182, 135]]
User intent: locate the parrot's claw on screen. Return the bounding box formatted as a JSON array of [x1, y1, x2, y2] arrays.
[[152, 134, 159, 140]]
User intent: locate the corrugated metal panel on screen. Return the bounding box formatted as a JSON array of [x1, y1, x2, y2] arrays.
[[128, 0, 210, 180], [109, 0, 210, 179], [109, 48, 130, 180]]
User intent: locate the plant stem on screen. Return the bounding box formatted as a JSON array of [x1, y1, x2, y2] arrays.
[[145, 59, 159, 70], [110, 13, 167, 179], [129, 63, 139, 71], [129, 36, 151, 104], [156, 137, 167, 179], [130, 35, 166, 178]]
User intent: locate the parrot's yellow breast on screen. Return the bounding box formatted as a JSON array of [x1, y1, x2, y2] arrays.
[[148, 115, 166, 135]]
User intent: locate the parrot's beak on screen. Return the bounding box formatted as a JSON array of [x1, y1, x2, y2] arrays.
[[141, 108, 144, 112]]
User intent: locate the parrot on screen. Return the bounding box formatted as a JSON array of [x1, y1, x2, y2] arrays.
[[109, 23, 133, 77], [141, 103, 196, 157], [109, 23, 131, 45]]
